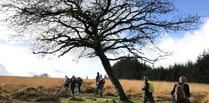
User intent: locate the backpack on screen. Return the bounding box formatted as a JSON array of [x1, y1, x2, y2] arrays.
[[65, 78, 70, 85], [148, 81, 154, 93], [99, 79, 105, 85], [77, 78, 83, 84], [175, 84, 186, 100]]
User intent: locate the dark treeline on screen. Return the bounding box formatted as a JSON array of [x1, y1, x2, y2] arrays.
[[112, 50, 209, 84]]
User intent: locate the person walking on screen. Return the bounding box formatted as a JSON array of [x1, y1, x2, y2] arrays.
[[98, 75, 105, 97], [171, 75, 190, 103], [142, 76, 155, 103], [95, 72, 100, 95], [64, 75, 70, 91], [70, 75, 76, 96], [77, 77, 83, 94]]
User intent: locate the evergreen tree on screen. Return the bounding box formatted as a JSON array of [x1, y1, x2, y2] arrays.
[[194, 51, 209, 83]]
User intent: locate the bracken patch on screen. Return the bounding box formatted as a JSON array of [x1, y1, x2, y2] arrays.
[[11, 91, 39, 101], [0, 95, 11, 103]]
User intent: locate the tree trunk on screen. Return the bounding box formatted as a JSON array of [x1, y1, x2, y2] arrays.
[[97, 50, 132, 103]]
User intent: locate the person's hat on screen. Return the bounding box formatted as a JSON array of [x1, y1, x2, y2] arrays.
[[143, 76, 148, 80]]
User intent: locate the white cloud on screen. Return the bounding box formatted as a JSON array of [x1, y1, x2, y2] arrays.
[[155, 18, 209, 67], [0, 25, 106, 78], [0, 42, 105, 78]]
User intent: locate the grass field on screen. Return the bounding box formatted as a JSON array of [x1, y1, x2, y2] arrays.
[[0, 76, 208, 103]]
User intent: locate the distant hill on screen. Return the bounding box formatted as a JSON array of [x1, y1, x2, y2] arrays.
[[0, 64, 10, 75]]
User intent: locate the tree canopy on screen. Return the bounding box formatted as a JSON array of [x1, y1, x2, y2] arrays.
[[1, 0, 199, 61]]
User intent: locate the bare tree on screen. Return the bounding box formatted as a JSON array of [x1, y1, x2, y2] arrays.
[[0, 0, 199, 102]]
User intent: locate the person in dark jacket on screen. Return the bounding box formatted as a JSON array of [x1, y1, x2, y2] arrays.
[[70, 75, 76, 96], [142, 76, 155, 103], [76, 77, 83, 94], [98, 75, 105, 97], [95, 72, 100, 95], [171, 76, 190, 103]]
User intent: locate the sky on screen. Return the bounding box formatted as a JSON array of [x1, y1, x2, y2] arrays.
[[0, 0, 209, 78]]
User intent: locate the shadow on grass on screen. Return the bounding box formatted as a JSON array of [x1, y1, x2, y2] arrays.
[[66, 96, 120, 103], [69, 97, 85, 101], [35, 96, 61, 103]]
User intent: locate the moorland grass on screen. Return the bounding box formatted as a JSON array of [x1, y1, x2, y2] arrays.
[[0, 76, 208, 103]]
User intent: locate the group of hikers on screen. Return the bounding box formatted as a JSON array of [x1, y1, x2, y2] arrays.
[[64, 73, 190, 103], [63, 72, 105, 97], [64, 75, 83, 95], [142, 75, 190, 103]]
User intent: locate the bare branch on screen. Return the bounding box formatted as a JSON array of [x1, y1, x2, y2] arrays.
[[1, 0, 200, 62]]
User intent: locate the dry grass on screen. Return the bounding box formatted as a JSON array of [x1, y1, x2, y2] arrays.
[[0, 76, 209, 103], [0, 76, 63, 91]]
